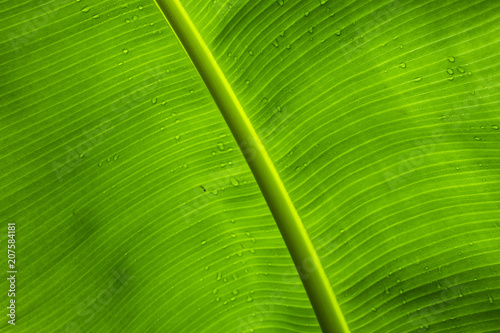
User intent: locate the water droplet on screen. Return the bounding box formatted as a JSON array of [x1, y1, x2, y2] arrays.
[[447, 56, 455, 63], [277, 0, 284, 5], [232, 289, 239, 295], [308, 26, 314, 33], [122, 49, 129, 54], [335, 30, 341, 36], [175, 135, 180, 140], [489, 294, 494, 303], [138, 5, 143, 10], [245, 80, 250, 85], [474, 136, 481, 141], [399, 62, 406, 69], [246, 295, 253, 302], [230, 232, 237, 238], [446, 68, 454, 75], [492, 125, 499, 130], [151, 97, 157, 104], [272, 39, 279, 48], [92, 14, 100, 19], [413, 77, 422, 82], [79, 152, 85, 158], [98, 161, 103, 167], [399, 288, 404, 294], [113, 154, 119, 161], [216, 297, 221, 302], [371, 307, 377, 312], [81, 6, 90, 13], [320, 0, 328, 4], [230, 177, 239, 187], [279, 30, 285, 37], [304, 11, 309, 17], [295, 166, 302, 172], [217, 142, 225, 151], [216, 272, 222, 280], [201, 241, 207, 245], [125, 19, 130, 23], [230, 219, 235, 223], [457, 66, 465, 74], [261, 98, 268, 104]]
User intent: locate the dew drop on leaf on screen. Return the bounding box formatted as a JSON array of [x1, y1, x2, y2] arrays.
[[457, 66, 465, 74], [492, 125, 499, 130], [447, 56, 455, 62], [81, 6, 90, 13], [230, 177, 239, 187], [92, 14, 99, 19], [399, 62, 406, 69], [272, 39, 279, 48], [217, 142, 225, 151], [413, 77, 422, 82], [446, 68, 454, 75], [122, 49, 129, 54], [277, 0, 284, 5], [308, 26, 314, 33], [151, 97, 157, 104]]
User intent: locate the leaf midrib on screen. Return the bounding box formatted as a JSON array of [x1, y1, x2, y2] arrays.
[[153, 1, 350, 332]]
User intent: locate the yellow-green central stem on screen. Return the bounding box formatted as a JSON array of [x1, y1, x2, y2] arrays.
[[154, 1, 350, 332]]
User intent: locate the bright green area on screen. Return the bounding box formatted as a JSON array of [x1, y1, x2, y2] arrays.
[[1, 0, 500, 333]]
